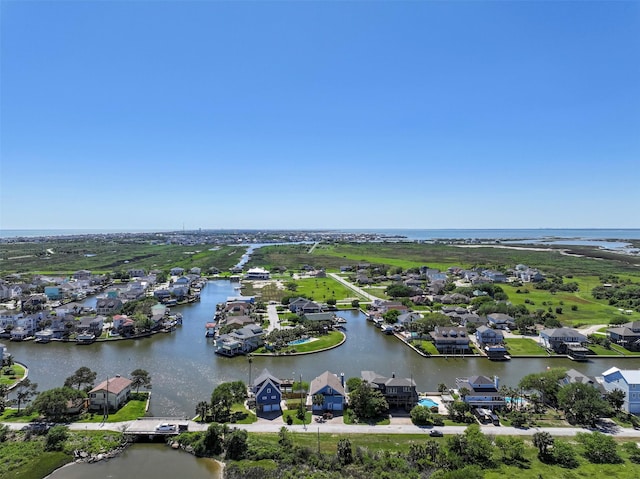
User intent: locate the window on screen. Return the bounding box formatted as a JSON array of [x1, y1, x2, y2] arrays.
[[267, 388, 271, 393], [271, 395, 276, 399]]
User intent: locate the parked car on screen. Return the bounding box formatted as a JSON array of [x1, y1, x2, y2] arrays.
[[429, 429, 443, 437], [155, 423, 177, 432]]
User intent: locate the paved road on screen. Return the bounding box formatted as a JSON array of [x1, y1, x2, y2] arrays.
[[328, 273, 380, 302], [6, 418, 640, 439], [265, 304, 280, 333]]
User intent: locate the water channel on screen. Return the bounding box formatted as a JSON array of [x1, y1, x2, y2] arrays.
[[46, 443, 223, 479], [9, 280, 640, 417]]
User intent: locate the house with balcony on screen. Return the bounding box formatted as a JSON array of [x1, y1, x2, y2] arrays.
[[245, 267, 270, 280], [486, 313, 515, 330], [88, 375, 132, 412], [601, 367, 640, 414], [96, 298, 123, 316], [429, 326, 471, 354], [214, 324, 265, 357], [456, 375, 506, 410], [607, 321, 640, 351], [539, 327, 589, 359], [252, 368, 282, 413], [309, 371, 346, 413], [361, 370, 418, 410]]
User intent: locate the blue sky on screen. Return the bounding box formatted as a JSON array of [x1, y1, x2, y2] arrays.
[[1, 1, 639, 230]]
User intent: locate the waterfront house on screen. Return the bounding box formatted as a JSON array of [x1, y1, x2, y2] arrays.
[[225, 315, 255, 330], [602, 367, 640, 414], [539, 327, 587, 352], [127, 268, 146, 278], [214, 324, 265, 356], [96, 298, 123, 316], [361, 371, 418, 410], [76, 316, 104, 335], [486, 313, 515, 330], [301, 312, 335, 323], [288, 298, 322, 314], [174, 276, 191, 286], [309, 371, 346, 413], [252, 368, 282, 413], [88, 375, 132, 412], [398, 312, 422, 328], [456, 375, 506, 410], [245, 267, 270, 280], [190, 267, 201, 275], [429, 326, 471, 354], [476, 326, 504, 346], [607, 321, 640, 351]]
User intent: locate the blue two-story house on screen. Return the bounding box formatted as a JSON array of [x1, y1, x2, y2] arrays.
[[252, 368, 282, 413], [309, 371, 346, 413], [602, 367, 640, 414]]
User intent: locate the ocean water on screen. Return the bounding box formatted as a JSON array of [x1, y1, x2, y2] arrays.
[[341, 228, 640, 241], [1, 228, 639, 241]]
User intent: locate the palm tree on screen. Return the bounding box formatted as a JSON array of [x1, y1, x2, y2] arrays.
[[312, 393, 325, 412], [196, 401, 210, 422]]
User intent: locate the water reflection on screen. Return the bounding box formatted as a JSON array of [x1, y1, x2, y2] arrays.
[[47, 443, 221, 479]]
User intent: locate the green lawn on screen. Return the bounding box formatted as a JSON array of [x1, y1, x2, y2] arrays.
[[0, 364, 26, 387], [78, 397, 148, 423], [611, 344, 640, 356], [281, 409, 312, 426], [412, 339, 440, 355], [501, 276, 640, 327], [254, 330, 344, 354], [0, 409, 39, 422], [291, 277, 362, 302], [504, 338, 548, 356], [587, 344, 623, 356], [231, 403, 257, 424]]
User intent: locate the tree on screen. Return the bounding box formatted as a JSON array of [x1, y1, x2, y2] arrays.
[[130, 369, 152, 393], [196, 401, 210, 422], [33, 387, 85, 422], [446, 400, 471, 423], [495, 436, 525, 464], [64, 366, 97, 392], [382, 309, 400, 324], [312, 393, 325, 410], [551, 440, 579, 468], [194, 423, 224, 457], [557, 382, 611, 426], [519, 368, 566, 406], [385, 284, 414, 298], [446, 424, 493, 467], [45, 425, 68, 451], [278, 426, 291, 447], [576, 431, 622, 464], [13, 378, 37, 413], [210, 381, 247, 423], [437, 383, 449, 393], [337, 438, 353, 465], [224, 428, 248, 460], [605, 388, 626, 413], [0, 385, 8, 414], [348, 381, 389, 421], [410, 405, 433, 426], [532, 431, 554, 459], [346, 377, 362, 393]]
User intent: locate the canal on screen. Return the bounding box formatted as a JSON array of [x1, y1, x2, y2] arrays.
[[8, 280, 640, 417]]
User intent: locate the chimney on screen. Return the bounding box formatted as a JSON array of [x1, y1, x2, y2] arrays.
[[340, 372, 345, 387], [392, 372, 396, 378]]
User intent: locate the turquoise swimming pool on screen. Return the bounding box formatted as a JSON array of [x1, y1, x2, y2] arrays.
[[288, 338, 311, 346], [418, 398, 439, 408]]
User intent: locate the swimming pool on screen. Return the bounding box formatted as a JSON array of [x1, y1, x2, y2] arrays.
[[288, 338, 311, 346], [418, 398, 439, 408]]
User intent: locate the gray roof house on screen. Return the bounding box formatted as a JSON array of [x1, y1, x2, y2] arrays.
[[361, 371, 418, 410]]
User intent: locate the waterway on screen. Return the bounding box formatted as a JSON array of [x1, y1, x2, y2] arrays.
[[8, 280, 640, 417], [46, 443, 222, 479]]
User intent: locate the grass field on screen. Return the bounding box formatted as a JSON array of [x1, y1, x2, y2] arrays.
[[293, 277, 361, 302], [78, 396, 148, 422], [504, 338, 549, 356], [0, 364, 26, 387]]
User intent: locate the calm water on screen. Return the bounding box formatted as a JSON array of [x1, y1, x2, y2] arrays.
[[47, 443, 222, 479], [3, 228, 640, 240], [8, 280, 640, 416]]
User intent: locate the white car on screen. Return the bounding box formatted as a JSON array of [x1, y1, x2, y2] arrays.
[[155, 423, 176, 432]]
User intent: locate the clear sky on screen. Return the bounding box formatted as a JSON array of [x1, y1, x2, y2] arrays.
[[1, 1, 639, 231]]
